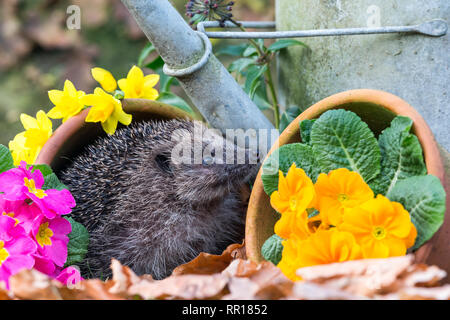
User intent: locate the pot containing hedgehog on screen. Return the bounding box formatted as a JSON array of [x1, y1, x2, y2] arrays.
[[36, 98, 258, 279]]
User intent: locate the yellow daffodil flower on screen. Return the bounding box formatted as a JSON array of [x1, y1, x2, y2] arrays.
[[314, 168, 374, 227], [47, 80, 86, 122], [91, 67, 117, 92], [21, 111, 53, 149], [9, 132, 37, 166], [339, 194, 417, 259], [277, 229, 362, 281], [118, 65, 159, 100], [81, 87, 132, 135], [9, 111, 53, 165]]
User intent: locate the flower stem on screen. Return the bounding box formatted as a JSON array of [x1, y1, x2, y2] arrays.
[[229, 19, 280, 129], [265, 62, 280, 129]]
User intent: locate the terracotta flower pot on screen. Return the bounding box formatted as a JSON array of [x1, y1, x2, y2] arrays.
[[36, 98, 195, 172], [245, 89, 449, 278]]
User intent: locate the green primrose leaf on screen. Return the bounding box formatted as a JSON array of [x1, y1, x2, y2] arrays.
[[42, 173, 67, 191], [261, 234, 283, 265], [370, 116, 427, 196], [0, 144, 14, 174], [137, 42, 155, 67], [31, 164, 53, 177], [157, 92, 195, 115], [267, 39, 308, 52], [261, 143, 320, 196], [299, 119, 316, 145], [64, 217, 90, 267], [310, 109, 381, 182], [388, 175, 446, 250]]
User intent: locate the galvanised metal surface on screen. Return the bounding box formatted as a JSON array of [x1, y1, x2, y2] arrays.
[[197, 20, 447, 39], [121, 0, 275, 146], [276, 0, 450, 151]]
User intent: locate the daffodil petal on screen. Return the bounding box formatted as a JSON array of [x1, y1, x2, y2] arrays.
[[48, 90, 64, 105], [101, 117, 118, 135], [117, 78, 128, 93], [91, 67, 117, 92], [20, 113, 38, 130], [64, 80, 77, 97], [36, 111, 52, 132], [47, 107, 63, 119], [141, 87, 159, 100], [143, 74, 160, 88]]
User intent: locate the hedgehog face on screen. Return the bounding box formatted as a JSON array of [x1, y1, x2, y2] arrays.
[[151, 122, 259, 204]]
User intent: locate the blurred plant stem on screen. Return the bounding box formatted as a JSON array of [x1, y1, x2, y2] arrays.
[[231, 19, 280, 129]]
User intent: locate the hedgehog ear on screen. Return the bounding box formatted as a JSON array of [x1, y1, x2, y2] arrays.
[[155, 153, 173, 175]]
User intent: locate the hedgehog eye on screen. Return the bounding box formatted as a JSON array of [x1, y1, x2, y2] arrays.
[[155, 154, 173, 174], [202, 156, 214, 166]]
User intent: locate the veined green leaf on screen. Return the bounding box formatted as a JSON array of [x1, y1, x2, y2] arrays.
[[261, 234, 283, 265], [261, 143, 320, 196], [388, 175, 446, 250], [299, 119, 316, 145], [370, 116, 426, 196], [268, 39, 308, 52], [0, 144, 14, 174], [31, 164, 53, 177], [65, 217, 90, 267], [310, 109, 381, 182]]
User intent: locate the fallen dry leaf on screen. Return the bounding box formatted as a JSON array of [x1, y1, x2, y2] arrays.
[[172, 242, 245, 276], [109, 258, 146, 297], [9, 269, 64, 300], [129, 274, 229, 300], [1, 246, 449, 300]]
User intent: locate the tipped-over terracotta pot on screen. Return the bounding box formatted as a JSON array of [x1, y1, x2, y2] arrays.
[[36, 99, 195, 172], [245, 89, 449, 279]]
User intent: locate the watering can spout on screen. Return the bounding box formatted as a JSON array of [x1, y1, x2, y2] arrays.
[[121, 0, 276, 152]]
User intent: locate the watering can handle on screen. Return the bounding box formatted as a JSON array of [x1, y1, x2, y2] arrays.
[[197, 19, 448, 39]]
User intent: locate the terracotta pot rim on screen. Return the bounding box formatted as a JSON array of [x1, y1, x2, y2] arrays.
[[35, 98, 195, 166], [245, 89, 445, 263]]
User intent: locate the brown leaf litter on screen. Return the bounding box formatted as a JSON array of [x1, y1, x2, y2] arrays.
[[1, 243, 449, 300]]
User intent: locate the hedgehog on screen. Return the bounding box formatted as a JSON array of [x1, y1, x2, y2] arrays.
[[60, 119, 258, 279]]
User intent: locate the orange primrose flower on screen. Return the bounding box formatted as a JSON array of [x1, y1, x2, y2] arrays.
[[314, 168, 374, 226], [339, 194, 417, 259], [277, 228, 362, 281]]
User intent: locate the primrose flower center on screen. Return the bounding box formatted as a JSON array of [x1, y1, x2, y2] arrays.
[[289, 196, 298, 211], [372, 226, 387, 240], [36, 222, 54, 248], [337, 193, 349, 202], [0, 241, 9, 266], [24, 177, 47, 199], [2, 211, 19, 226]]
